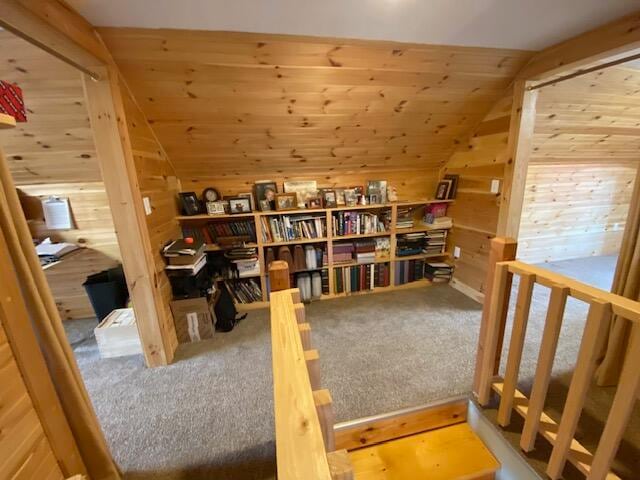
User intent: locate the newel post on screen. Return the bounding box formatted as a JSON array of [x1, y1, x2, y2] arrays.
[[473, 237, 518, 398], [268, 260, 290, 292]]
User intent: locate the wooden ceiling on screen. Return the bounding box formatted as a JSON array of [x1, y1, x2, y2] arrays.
[[0, 31, 99, 185], [99, 28, 533, 181], [533, 65, 640, 163]]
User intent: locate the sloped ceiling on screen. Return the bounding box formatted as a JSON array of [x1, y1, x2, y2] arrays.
[[100, 28, 533, 180], [71, 0, 640, 51], [533, 65, 640, 163]]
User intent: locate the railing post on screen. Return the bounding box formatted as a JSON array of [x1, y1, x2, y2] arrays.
[[473, 237, 518, 395], [475, 262, 512, 405], [313, 389, 336, 453], [546, 300, 611, 479], [269, 259, 291, 292], [589, 322, 640, 479]]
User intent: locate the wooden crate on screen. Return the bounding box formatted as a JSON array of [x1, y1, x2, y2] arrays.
[[94, 308, 142, 358]]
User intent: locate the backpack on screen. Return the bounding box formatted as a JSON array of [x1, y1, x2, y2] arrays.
[[214, 287, 247, 332]]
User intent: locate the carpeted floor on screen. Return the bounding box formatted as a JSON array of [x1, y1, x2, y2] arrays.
[[64, 254, 636, 479]]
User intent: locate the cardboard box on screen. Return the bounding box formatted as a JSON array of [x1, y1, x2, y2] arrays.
[[170, 296, 216, 343], [95, 308, 142, 358]]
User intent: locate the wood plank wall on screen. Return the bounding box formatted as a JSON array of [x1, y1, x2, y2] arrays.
[[98, 29, 532, 195], [518, 66, 640, 263], [0, 30, 121, 320], [120, 78, 181, 357], [0, 321, 64, 479], [518, 161, 637, 263], [441, 93, 513, 298]]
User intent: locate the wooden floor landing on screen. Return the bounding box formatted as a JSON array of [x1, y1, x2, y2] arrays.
[[348, 422, 499, 479]]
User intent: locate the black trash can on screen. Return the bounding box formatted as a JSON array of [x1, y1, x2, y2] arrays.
[[83, 265, 129, 321]]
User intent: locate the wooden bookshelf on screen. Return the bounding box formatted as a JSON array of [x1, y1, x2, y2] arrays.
[[176, 200, 453, 308]]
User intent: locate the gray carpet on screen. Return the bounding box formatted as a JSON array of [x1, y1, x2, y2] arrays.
[[64, 254, 635, 479]]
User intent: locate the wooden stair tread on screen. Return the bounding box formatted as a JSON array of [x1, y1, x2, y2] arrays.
[[348, 422, 499, 480]]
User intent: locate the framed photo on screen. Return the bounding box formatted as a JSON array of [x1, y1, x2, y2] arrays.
[[284, 180, 318, 208], [178, 191, 201, 215], [275, 193, 298, 211], [367, 180, 388, 204], [344, 188, 358, 207], [206, 201, 226, 215], [435, 180, 453, 200], [308, 197, 322, 208], [227, 196, 252, 214], [322, 190, 338, 208], [334, 187, 346, 206], [350, 185, 365, 202], [369, 193, 380, 205], [259, 199, 272, 211], [254, 181, 278, 211], [238, 192, 256, 211], [443, 174, 459, 199]]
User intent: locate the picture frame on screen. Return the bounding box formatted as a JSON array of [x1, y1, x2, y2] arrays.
[[366, 180, 388, 204], [443, 174, 459, 199], [238, 192, 256, 211], [259, 199, 272, 211], [206, 201, 226, 216], [350, 185, 365, 203], [227, 196, 252, 214], [275, 193, 298, 211], [283, 180, 318, 208], [344, 188, 358, 207], [254, 181, 278, 211], [334, 187, 346, 206], [435, 180, 453, 200], [308, 197, 322, 208], [178, 191, 201, 216], [368, 193, 380, 205], [322, 190, 338, 208]]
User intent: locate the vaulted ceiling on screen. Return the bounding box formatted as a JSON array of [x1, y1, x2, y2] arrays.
[[100, 28, 533, 180], [533, 65, 640, 163]]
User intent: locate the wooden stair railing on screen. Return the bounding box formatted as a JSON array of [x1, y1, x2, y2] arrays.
[[474, 238, 640, 480], [269, 261, 354, 480]]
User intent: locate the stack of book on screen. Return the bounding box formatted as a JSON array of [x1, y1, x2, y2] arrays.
[[424, 230, 448, 254], [396, 232, 426, 257], [182, 220, 256, 245], [332, 242, 355, 264], [332, 211, 388, 236], [427, 216, 453, 229], [261, 215, 326, 243], [395, 259, 425, 285], [225, 246, 259, 278], [334, 263, 390, 294], [225, 279, 262, 304], [163, 238, 207, 275], [424, 262, 454, 283], [395, 206, 415, 229], [354, 239, 376, 264]]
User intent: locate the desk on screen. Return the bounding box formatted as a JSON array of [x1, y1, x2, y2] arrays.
[[43, 248, 120, 320]]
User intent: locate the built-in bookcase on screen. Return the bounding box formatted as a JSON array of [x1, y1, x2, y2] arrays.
[[176, 200, 453, 310]]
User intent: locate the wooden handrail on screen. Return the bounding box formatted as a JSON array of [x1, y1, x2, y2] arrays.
[[271, 289, 332, 479], [474, 238, 640, 480]]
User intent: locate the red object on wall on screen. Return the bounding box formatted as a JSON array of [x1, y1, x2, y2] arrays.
[[0, 81, 27, 122]]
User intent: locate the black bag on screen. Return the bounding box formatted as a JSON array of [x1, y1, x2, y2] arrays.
[[214, 287, 247, 332]]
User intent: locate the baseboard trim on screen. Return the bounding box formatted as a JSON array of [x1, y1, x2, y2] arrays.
[[450, 278, 484, 304]]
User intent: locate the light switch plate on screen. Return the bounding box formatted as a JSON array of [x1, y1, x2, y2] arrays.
[[453, 246, 461, 259], [490, 179, 500, 194], [143, 196, 152, 215]]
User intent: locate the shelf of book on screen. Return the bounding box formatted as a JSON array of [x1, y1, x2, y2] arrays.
[[264, 237, 328, 247], [175, 198, 454, 308], [393, 252, 450, 262], [331, 258, 391, 268], [204, 242, 259, 252], [332, 231, 391, 240]]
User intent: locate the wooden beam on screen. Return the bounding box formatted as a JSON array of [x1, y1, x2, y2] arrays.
[[497, 80, 538, 238], [0, 0, 106, 78], [82, 66, 176, 367], [334, 397, 467, 451], [518, 10, 640, 81]]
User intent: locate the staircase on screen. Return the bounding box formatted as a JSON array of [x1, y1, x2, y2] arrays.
[[348, 422, 499, 480]]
